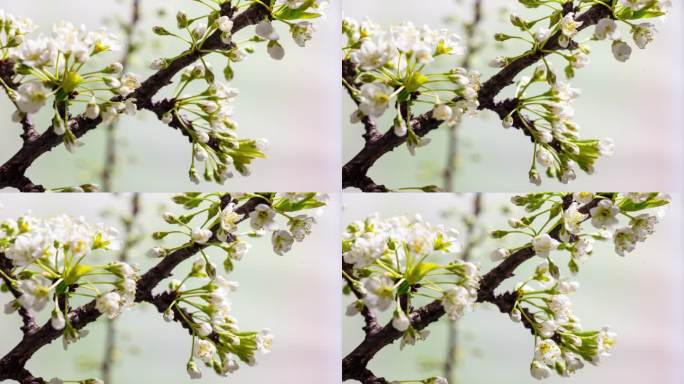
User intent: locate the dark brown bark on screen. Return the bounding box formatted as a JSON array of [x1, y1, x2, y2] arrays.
[[0, 2, 269, 191], [343, 195, 604, 382], [0, 196, 262, 383], [343, 3, 613, 192]]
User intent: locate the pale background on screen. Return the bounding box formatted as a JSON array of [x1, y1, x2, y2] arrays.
[[343, 193, 684, 383], [343, 0, 684, 192], [0, 0, 341, 192], [0, 193, 341, 383]]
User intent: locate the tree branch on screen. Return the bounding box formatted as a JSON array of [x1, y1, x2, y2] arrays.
[[101, 192, 142, 383], [0, 254, 39, 336], [101, 0, 143, 192], [0, 196, 263, 383], [343, 261, 381, 335], [0, 2, 269, 191], [443, 0, 483, 192], [343, 3, 613, 191], [343, 194, 603, 382]]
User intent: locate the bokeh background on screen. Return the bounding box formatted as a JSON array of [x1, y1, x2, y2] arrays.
[[343, 193, 683, 383], [343, 0, 684, 192], [0, 0, 341, 192], [0, 193, 340, 383]]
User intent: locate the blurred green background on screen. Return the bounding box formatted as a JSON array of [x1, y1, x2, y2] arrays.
[[343, 0, 684, 192], [342, 193, 683, 383], [0, 0, 340, 192], [0, 193, 340, 383]]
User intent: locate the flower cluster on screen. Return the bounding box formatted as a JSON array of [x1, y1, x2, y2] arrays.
[[0, 13, 141, 152], [600, 0, 671, 62], [511, 277, 616, 379], [151, 192, 326, 262], [343, 214, 480, 349], [146, 192, 326, 379], [491, 1, 669, 185], [505, 70, 615, 185], [343, 18, 480, 155], [0, 10, 36, 52], [161, 69, 268, 184], [167, 263, 272, 379], [0, 214, 138, 347], [496, 193, 669, 275], [150, 1, 325, 184], [488, 192, 670, 379]]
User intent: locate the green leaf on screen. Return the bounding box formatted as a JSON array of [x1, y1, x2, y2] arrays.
[[617, 194, 669, 212], [207, 203, 220, 222], [274, 0, 321, 20], [64, 264, 94, 285], [404, 71, 429, 93], [548, 203, 561, 221], [223, 62, 234, 81], [272, 193, 325, 212], [396, 280, 412, 296], [549, 11, 561, 28], [568, 257, 579, 275], [407, 262, 439, 284], [548, 259, 560, 280], [62, 71, 83, 94]]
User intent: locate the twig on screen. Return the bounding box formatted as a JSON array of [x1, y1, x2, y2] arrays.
[[342, 195, 603, 382], [343, 261, 381, 335], [101, 0, 142, 192], [443, 192, 482, 382], [343, 3, 613, 192], [0, 2, 269, 191], [0, 254, 39, 335], [0, 196, 263, 383], [101, 193, 141, 384], [443, 0, 483, 192]]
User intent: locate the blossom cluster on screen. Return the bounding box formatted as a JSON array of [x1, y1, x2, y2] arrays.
[[512, 277, 616, 380], [0, 10, 36, 52], [601, 0, 671, 62], [160, 68, 269, 184], [343, 18, 480, 155], [0, 214, 139, 347], [0, 12, 142, 152], [147, 192, 326, 379], [491, 1, 670, 185], [343, 214, 480, 349], [488, 192, 670, 379], [149, 0, 326, 184], [506, 69, 615, 185]]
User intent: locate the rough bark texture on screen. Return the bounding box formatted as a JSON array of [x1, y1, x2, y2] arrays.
[[343, 195, 604, 383], [0, 196, 263, 383], [342, 3, 613, 192], [0, 2, 269, 191]]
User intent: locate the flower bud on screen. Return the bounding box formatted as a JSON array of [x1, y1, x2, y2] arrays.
[[176, 10, 189, 28]]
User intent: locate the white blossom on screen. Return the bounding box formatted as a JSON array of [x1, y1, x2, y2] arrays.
[[271, 230, 294, 256], [96, 292, 122, 319], [358, 82, 393, 118], [534, 339, 562, 366], [532, 234, 560, 258], [611, 40, 632, 62], [191, 228, 213, 244], [392, 310, 410, 331], [16, 81, 49, 114], [194, 339, 217, 363], [255, 21, 279, 41], [361, 274, 395, 311], [594, 18, 619, 40], [249, 204, 276, 230], [256, 328, 274, 353], [441, 286, 475, 320], [589, 199, 619, 228]]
